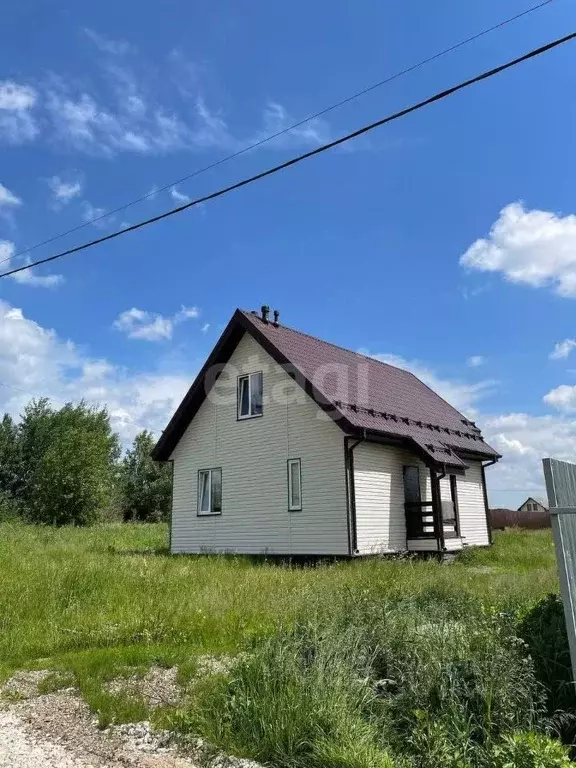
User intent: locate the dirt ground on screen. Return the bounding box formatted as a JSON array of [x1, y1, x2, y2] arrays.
[[0, 670, 256, 768]]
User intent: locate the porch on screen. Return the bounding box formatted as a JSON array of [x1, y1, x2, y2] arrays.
[[403, 465, 464, 553]]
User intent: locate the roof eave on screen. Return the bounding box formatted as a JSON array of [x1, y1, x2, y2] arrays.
[[350, 426, 500, 469]]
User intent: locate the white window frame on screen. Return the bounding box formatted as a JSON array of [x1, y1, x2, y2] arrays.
[[237, 371, 263, 420], [287, 458, 302, 511], [197, 468, 222, 516]]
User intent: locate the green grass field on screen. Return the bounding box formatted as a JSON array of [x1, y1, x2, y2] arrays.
[[0, 523, 568, 767]]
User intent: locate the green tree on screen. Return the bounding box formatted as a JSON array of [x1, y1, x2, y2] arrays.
[[0, 413, 23, 497], [23, 400, 120, 526], [121, 430, 171, 522]]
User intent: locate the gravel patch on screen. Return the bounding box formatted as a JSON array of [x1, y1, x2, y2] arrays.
[[107, 667, 182, 709], [0, 710, 90, 768], [0, 670, 53, 701], [0, 691, 199, 767], [0, 660, 261, 768], [195, 655, 243, 678], [0, 686, 261, 768]]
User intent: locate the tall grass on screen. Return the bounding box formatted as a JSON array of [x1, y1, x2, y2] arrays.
[[0, 524, 558, 673], [176, 601, 547, 768], [0, 523, 567, 766]]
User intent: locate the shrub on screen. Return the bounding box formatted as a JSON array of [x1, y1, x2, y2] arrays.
[[364, 609, 544, 763], [491, 731, 570, 767]]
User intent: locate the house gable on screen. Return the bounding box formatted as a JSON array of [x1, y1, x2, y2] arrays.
[[517, 496, 548, 512], [170, 332, 349, 555], [153, 309, 354, 461]]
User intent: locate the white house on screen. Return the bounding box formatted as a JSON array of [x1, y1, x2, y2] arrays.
[[153, 307, 501, 556], [517, 497, 548, 514]]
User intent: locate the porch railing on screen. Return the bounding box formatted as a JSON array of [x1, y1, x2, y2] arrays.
[[405, 500, 459, 539], [405, 501, 436, 539]]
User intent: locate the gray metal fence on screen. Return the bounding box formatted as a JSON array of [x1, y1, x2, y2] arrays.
[[543, 458, 576, 681]]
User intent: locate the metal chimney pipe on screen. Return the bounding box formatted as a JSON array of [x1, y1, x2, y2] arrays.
[[261, 305, 270, 323], [273, 310, 280, 327]]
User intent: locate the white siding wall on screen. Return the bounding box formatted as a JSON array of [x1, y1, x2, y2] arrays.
[[170, 333, 349, 555], [456, 461, 490, 546], [354, 442, 429, 554], [354, 444, 490, 552]]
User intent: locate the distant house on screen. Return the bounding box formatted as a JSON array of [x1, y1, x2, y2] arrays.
[[517, 497, 548, 513], [153, 307, 501, 556]]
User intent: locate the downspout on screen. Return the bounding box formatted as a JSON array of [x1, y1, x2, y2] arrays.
[[345, 431, 366, 556], [481, 458, 497, 545], [431, 464, 446, 553], [167, 459, 174, 554]]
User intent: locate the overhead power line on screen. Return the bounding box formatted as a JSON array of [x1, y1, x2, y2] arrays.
[[2, 30, 574, 281], [4, 0, 555, 266]]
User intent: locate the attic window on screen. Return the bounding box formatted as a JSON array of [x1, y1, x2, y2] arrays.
[[238, 372, 263, 419]]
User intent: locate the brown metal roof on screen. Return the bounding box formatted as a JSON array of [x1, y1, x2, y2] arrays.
[[152, 308, 500, 466]]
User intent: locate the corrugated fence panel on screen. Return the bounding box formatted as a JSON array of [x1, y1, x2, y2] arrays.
[[542, 458, 576, 684]]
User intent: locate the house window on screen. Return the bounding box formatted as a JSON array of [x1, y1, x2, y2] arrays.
[[288, 459, 302, 511], [198, 468, 222, 515], [238, 372, 263, 419]]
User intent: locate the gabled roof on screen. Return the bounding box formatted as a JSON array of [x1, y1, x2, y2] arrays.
[[517, 497, 548, 511], [152, 309, 500, 467]]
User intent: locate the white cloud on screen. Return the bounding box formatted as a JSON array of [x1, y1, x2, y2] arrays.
[[84, 28, 132, 56], [201, 323, 210, 334], [0, 52, 334, 158], [550, 339, 576, 360], [0, 82, 36, 111], [45, 80, 191, 156], [0, 81, 38, 143], [0, 240, 63, 288], [482, 411, 576, 507], [48, 175, 82, 205], [191, 96, 235, 150], [114, 308, 172, 341], [113, 305, 201, 342], [461, 202, 576, 298], [188, 97, 331, 153], [543, 384, 576, 413], [81, 200, 109, 227], [0, 182, 21, 208], [259, 101, 331, 147], [365, 351, 494, 416], [0, 300, 193, 443], [175, 305, 200, 321], [170, 186, 190, 204], [467, 355, 485, 368]]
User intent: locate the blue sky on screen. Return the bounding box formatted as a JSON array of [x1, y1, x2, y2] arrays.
[[0, 0, 575, 507]]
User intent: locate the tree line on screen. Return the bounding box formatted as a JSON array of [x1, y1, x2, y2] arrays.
[[0, 399, 171, 526]]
